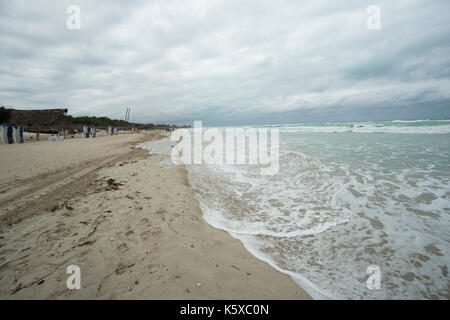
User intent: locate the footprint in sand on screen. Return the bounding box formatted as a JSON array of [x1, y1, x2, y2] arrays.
[[115, 262, 134, 275], [140, 230, 152, 239], [117, 243, 129, 252], [140, 228, 161, 240], [125, 230, 134, 237], [156, 208, 167, 215]]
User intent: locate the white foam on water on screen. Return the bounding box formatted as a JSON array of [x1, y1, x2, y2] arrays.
[[138, 138, 173, 155], [138, 138, 180, 167], [278, 124, 450, 134], [392, 119, 450, 123], [196, 198, 334, 299], [185, 124, 450, 299]]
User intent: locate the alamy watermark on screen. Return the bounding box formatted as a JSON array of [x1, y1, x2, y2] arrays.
[[66, 265, 81, 289], [367, 5, 381, 30], [66, 5, 81, 30], [170, 121, 279, 175], [366, 265, 381, 289]]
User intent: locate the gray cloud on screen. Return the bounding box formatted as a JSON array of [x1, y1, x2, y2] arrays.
[[1, 0, 449, 125]]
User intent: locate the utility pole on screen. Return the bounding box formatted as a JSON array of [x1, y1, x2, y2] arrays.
[[124, 107, 132, 131], [124, 107, 129, 123]]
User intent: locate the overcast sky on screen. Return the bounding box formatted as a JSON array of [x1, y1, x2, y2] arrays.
[[1, 0, 449, 125]]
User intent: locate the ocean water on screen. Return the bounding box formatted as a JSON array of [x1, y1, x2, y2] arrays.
[[141, 120, 450, 299], [186, 120, 450, 299]]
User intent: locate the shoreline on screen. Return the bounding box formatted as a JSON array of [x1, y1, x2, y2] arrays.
[[0, 132, 310, 299]]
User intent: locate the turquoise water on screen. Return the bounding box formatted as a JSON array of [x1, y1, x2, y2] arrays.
[[187, 119, 450, 299]]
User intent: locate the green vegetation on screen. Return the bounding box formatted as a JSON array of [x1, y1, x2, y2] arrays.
[[67, 115, 131, 127], [66, 115, 184, 129], [66, 115, 161, 129], [0, 106, 12, 123]]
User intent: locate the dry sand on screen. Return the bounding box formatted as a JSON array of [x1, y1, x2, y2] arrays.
[[0, 131, 310, 299]]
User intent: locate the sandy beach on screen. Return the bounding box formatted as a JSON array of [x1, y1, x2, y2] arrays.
[[0, 131, 310, 299]]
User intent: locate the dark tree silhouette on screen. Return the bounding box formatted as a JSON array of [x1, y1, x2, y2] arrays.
[[0, 106, 12, 124]]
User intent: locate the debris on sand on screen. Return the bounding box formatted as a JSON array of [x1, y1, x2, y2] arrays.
[[118, 160, 138, 167], [106, 178, 124, 191], [49, 200, 75, 212]]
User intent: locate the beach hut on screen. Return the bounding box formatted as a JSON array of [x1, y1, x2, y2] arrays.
[[12, 126, 24, 144], [7, 126, 13, 144], [83, 125, 90, 138], [108, 125, 118, 135], [0, 126, 24, 144], [91, 126, 96, 138], [0, 125, 8, 144]]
